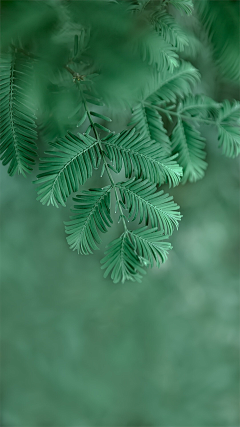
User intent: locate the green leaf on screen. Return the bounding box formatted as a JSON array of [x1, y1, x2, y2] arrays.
[[90, 111, 112, 122], [177, 94, 220, 119], [35, 132, 101, 207], [117, 179, 181, 234], [101, 231, 146, 283], [168, 0, 194, 15], [171, 120, 207, 184], [129, 103, 171, 155], [103, 128, 182, 187], [131, 226, 172, 268], [0, 52, 37, 176], [94, 122, 111, 133], [197, 1, 240, 83], [136, 31, 179, 73], [152, 11, 189, 52], [65, 186, 113, 255], [77, 111, 87, 127], [149, 61, 200, 103], [217, 100, 240, 158]]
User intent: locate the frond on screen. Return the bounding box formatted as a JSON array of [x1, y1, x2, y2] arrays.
[[152, 11, 189, 52], [127, 0, 150, 13], [181, 32, 203, 60], [171, 120, 207, 184], [177, 94, 220, 119], [101, 231, 146, 284], [217, 100, 240, 158], [103, 128, 182, 187], [168, 0, 194, 16], [35, 132, 101, 207], [0, 52, 37, 176], [131, 226, 172, 268], [117, 179, 181, 234], [196, 1, 240, 83], [148, 61, 200, 103], [136, 32, 179, 72], [129, 103, 171, 155], [65, 186, 113, 255]]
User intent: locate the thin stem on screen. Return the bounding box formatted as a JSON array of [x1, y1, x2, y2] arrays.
[[79, 86, 128, 232], [144, 102, 216, 125]]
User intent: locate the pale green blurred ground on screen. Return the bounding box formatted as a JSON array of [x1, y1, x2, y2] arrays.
[[1, 124, 239, 426]]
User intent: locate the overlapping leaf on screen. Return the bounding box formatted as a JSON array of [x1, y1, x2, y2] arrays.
[[103, 128, 182, 187], [129, 104, 171, 155], [152, 11, 189, 52], [149, 61, 200, 103], [0, 52, 37, 176], [36, 132, 101, 207], [131, 226, 172, 267], [177, 94, 219, 119], [169, 0, 194, 15], [136, 32, 179, 72], [65, 186, 112, 255], [117, 179, 181, 234], [101, 231, 146, 284], [216, 100, 240, 158], [171, 119, 207, 183]]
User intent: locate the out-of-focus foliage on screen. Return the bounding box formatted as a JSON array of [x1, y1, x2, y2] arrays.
[[196, 0, 240, 84]]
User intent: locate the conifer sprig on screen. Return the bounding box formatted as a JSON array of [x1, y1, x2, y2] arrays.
[[1, 0, 239, 283]]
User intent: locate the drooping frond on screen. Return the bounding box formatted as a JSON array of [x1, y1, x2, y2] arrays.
[[36, 132, 101, 207], [127, 0, 151, 14], [136, 32, 179, 72], [103, 128, 182, 187], [129, 103, 171, 155], [168, 0, 194, 16], [171, 120, 207, 184], [65, 186, 113, 255], [117, 179, 181, 234], [131, 226, 172, 267], [177, 94, 219, 119], [196, 1, 240, 83], [149, 61, 200, 103], [216, 100, 240, 158], [101, 231, 146, 284], [181, 32, 203, 60], [0, 52, 37, 176], [152, 11, 189, 52]]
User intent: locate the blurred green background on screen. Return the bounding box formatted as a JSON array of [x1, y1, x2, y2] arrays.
[[1, 125, 239, 426], [1, 1, 240, 426]]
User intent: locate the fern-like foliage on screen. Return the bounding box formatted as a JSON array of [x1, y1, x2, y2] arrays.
[[152, 11, 189, 52], [168, 0, 194, 16], [2, 0, 239, 284], [177, 94, 219, 118], [171, 120, 207, 184], [0, 52, 37, 176], [36, 132, 101, 207], [103, 128, 182, 186], [117, 179, 181, 234], [216, 100, 240, 158], [65, 186, 112, 255], [101, 231, 146, 283], [101, 226, 173, 283], [149, 61, 200, 103], [196, 0, 240, 83], [131, 226, 172, 267], [129, 103, 171, 155], [136, 32, 179, 73]]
